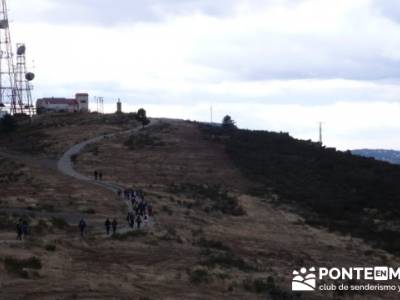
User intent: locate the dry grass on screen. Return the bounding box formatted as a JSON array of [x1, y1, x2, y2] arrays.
[[0, 117, 398, 299]]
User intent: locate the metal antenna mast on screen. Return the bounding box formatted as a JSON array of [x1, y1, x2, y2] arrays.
[[0, 0, 17, 114], [15, 43, 35, 115]]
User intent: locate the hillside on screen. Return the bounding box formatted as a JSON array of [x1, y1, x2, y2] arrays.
[[0, 114, 399, 299], [352, 149, 400, 165], [200, 124, 400, 255]]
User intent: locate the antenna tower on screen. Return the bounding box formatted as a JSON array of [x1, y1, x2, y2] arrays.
[[15, 43, 35, 115], [0, 0, 16, 113], [0, 1, 34, 115]]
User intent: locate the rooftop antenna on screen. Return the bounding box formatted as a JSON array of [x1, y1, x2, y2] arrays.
[[210, 105, 213, 123], [319, 122, 323, 145]]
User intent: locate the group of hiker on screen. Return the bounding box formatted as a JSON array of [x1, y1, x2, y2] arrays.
[[77, 217, 118, 237], [93, 170, 103, 181], [15, 178, 155, 240], [75, 189, 154, 238], [119, 188, 153, 230], [104, 218, 118, 235]]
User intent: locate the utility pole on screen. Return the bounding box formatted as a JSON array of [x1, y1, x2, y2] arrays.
[[319, 122, 323, 145]]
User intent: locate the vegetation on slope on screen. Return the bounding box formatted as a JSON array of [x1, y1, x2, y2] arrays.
[[168, 183, 245, 216], [200, 124, 400, 254], [0, 112, 141, 154]]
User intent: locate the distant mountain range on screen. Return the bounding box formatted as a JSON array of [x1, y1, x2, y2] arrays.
[[352, 149, 400, 165]]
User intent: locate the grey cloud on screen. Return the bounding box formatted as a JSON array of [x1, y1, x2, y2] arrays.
[[13, 0, 296, 26], [373, 0, 400, 23], [190, 32, 400, 81], [14, 0, 240, 25]]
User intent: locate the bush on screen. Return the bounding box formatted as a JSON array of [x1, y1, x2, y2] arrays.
[[0, 159, 24, 184], [34, 219, 49, 234], [4, 257, 42, 278], [222, 115, 237, 130], [168, 183, 245, 216], [45, 244, 56, 252], [161, 205, 173, 216], [243, 277, 298, 299], [136, 108, 150, 127], [196, 238, 230, 251], [81, 208, 96, 214], [201, 252, 254, 272], [112, 230, 147, 240], [0, 114, 17, 133], [0, 214, 17, 230], [51, 217, 69, 229], [188, 267, 211, 284], [159, 225, 182, 243], [124, 133, 164, 150]]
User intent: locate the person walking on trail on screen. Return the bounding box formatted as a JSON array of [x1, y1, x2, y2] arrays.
[[136, 215, 142, 229], [99, 171, 103, 181], [112, 219, 118, 234], [22, 220, 29, 239], [16, 219, 23, 240], [78, 218, 87, 237], [131, 197, 136, 208], [127, 213, 134, 228], [105, 218, 111, 235], [94, 170, 98, 181]]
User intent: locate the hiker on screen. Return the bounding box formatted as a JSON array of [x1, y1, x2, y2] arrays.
[[16, 219, 23, 240], [138, 201, 146, 216], [78, 218, 87, 237], [132, 190, 137, 200], [136, 215, 142, 229], [99, 171, 103, 181], [117, 189, 122, 199], [112, 219, 118, 234], [94, 170, 98, 181], [131, 198, 136, 208], [22, 220, 29, 239], [127, 213, 134, 228], [138, 190, 144, 199], [105, 218, 111, 235], [135, 203, 140, 216], [142, 200, 148, 215]]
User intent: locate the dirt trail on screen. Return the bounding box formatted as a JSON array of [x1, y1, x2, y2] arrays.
[[57, 121, 159, 217]]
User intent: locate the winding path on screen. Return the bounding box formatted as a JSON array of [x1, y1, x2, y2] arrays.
[[57, 122, 156, 214]]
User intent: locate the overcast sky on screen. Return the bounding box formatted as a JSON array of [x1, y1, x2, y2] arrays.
[[8, 0, 400, 150]]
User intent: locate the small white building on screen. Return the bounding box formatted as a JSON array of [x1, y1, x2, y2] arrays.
[[36, 93, 89, 114]]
